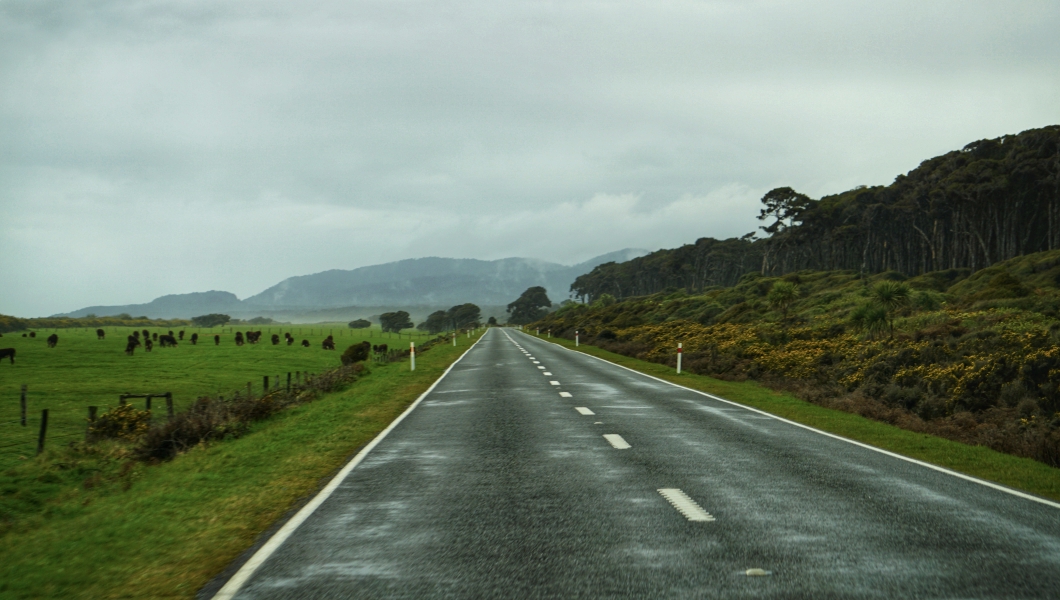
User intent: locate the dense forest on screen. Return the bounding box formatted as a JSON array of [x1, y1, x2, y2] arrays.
[[572, 125, 1060, 302]]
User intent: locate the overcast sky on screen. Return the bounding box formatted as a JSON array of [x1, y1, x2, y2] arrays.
[[2, 0, 1058, 316]]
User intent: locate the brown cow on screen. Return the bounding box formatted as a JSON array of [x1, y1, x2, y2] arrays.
[[0, 348, 14, 364]]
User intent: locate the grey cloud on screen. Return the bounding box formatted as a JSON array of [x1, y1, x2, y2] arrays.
[[2, 0, 1058, 315]]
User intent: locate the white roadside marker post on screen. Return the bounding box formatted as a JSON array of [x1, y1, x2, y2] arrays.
[[452, 332, 456, 346], [677, 342, 683, 374], [575, 330, 579, 346], [548, 329, 551, 338], [536, 328, 540, 335], [410, 342, 415, 371]]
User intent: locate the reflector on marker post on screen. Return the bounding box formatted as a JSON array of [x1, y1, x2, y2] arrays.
[[410, 342, 415, 371], [677, 342, 683, 374]]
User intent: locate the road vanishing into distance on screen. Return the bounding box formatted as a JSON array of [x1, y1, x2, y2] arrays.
[[211, 328, 1060, 599]]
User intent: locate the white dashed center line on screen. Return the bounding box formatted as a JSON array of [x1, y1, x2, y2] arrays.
[[575, 407, 595, 415], [550, 381, 560, 386], [559, 392, 572, 398], [658, 489, 715, 522], [537, 366, 546, 369], [603, 434, 631, 449], [542, 372, 552, 375], [532, 361, 541, 364]]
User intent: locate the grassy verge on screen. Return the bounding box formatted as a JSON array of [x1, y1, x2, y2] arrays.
[[0, 330, 483, 599], [535, 334, 1060, 502]]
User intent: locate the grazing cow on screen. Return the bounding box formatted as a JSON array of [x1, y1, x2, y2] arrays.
[[22, 334, 27, 337], [159, 334, 177, 347], [152, 332, 158, 341], [190, 333, 199, 345], [214, 334, 221, 346], [142, 329, 150, 339], [96, 329, 105, 340], [246, 331, 262, 344], [271, 334, 280, 345], [235, 332, 245, 346], [178, 331, 185, 340], [29, 332, 36, 338], [145, 338, 154, 352], [168, 330, 174, 337], [0, 348, 14, 364], [47, 333, 58, 348], [133, 331, 140, 339], [286, 336, 294, 346], [125, 338, 138, 355], [322, 335, 336, 350], [301, 339, 310, 347]]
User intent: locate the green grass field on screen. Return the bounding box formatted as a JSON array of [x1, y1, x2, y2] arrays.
[[0, 326, 482, 599], [532, 333, 1060, 502], [0, 324, 434, 471]]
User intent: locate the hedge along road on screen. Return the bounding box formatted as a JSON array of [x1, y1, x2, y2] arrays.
[[211, 328, 1060, 599]]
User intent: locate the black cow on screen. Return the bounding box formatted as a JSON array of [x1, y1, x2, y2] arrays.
[[142, 329, 150, 339], [159, 334, 178, 347], [125, 338, 138, 355], [145, 338, 153, 352], [271, 334, 280, 345], [152, 332, 158, 341], [287, 336, 294, 346], [47, 333, 58, 348], [235, 332, 245, 346], [96, 329, 106, 340], [0, 348, 14, 364], [322, 335, 335, 350], [190, 333, 199, 345], [178, 330, 185, 340], [301, 339, 310, 347], [29, 332, 36, 338], [214, 334, 221, 345]]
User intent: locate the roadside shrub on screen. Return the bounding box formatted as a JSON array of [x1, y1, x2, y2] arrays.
[[341, 341, 371, 365], [89, 404, 151, 441]]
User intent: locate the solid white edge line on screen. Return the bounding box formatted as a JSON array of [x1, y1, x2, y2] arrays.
[[513, 330, 1060, 511], [212, 330, 491, 599]]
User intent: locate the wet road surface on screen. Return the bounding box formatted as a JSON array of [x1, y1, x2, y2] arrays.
[[213, 328, 1060, 599]]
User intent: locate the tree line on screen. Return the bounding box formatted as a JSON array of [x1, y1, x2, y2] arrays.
[[571, 125, 1060, 302]]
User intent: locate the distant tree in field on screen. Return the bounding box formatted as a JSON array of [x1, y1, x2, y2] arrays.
[[348, 319, 371, 329], [447, 303, 481, 330], [379, 311, 414, 333], [487, 316, 498, 325], [191, 313, 231, 328], [507, 286, 552, 324], [417, 311, 449, 334]]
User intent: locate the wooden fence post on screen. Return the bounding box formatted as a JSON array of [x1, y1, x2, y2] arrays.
[[36, 409, 48, 455], [264, 376, 270, 392], [87, 406, 97, 442], [145, 396, 152, 412], [287, 372, 291, 393], [20, 384, 27, 426]]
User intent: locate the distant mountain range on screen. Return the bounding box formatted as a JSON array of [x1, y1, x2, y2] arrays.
[[58, 249, 648, 322]]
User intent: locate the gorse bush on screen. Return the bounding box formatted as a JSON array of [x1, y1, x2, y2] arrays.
[[535, 253, 1060, 467]]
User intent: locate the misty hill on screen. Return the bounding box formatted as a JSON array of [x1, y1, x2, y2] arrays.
[[244, 249, 647, 309], [58, 249, 648, 320]]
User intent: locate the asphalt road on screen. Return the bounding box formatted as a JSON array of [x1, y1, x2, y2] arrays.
[[213, 328, 1060, 599]]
